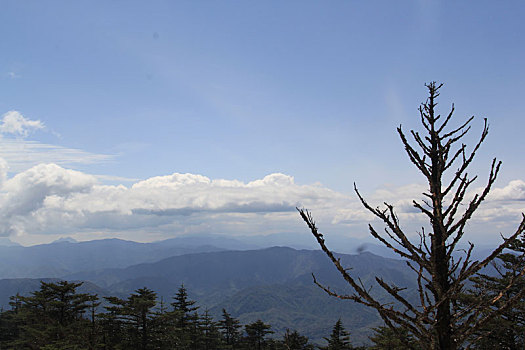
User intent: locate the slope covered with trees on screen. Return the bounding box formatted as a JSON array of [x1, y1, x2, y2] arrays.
[[0, 247, 415, 344], [0, 281, 366, 349]]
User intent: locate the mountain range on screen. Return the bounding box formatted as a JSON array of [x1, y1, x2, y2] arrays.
[[0, 233, 499, 345]]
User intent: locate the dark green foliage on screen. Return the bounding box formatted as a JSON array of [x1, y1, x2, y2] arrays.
[[244, 319, 274, 350], [0, 247, 416, 343], [5, 279, 501, 349], [172, 283, 199, 328], [103, 287, 158, 349], [202, 308, 222, 350], [218, 308, 242, 348], [461, 234, 525, 349], [368, 326, 419, 349], [281, 328, 315, 349], [151, 296, 178, 348], [1, 280, 96, 349], [320, 319, 353, 350], [171, 284, 201, 349]]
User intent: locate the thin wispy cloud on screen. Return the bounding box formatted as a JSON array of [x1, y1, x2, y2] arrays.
[[0, 111, 113, 173], [0, 139, 113, 173]]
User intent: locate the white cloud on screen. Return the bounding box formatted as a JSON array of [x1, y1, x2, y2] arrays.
[[0, 164, 96, 235], [487, 180, 525, 201], [0, 165, 350, 238], [0, 138, 113, 173], [0, 163, 523, 245], [0, 111, 44, 137], [0, 158, 8, 184], [0, 111, 113, 173]]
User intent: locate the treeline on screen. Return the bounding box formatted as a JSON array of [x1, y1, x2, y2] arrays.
[[0, 281, 388, 349]]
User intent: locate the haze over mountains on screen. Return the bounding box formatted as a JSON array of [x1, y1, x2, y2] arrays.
[[0, 233, 497, 344]]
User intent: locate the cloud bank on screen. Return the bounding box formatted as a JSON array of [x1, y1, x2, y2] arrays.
[[0, 164, 346, 239], [0, 162, 524, 245]]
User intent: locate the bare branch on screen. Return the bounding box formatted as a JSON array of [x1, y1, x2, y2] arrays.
[[297, 83, 523, 349]]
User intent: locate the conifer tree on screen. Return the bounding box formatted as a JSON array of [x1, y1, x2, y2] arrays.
[[129, 287, 158, 349], [86, 294, 101, 349], [152, 296, 178, 349], [218, 308, 242, 348], [319, 319, 353, 350], [0, 294, 22, 347], [7, 281, 95, 348], [201, 308, 222, 350], [103, 287, 158, 349], [244, 319, 273, 350], [368, 326, 419, 350], [172, 284, 199, 329], [171, 284, 201, 349], [282, 329, 315, 350]]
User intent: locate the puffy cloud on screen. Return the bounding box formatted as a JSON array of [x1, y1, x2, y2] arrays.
[[0, 165, 349, 237], [0, 163, 523, 244], [487, 180, 525, 201], [0, 111, 44, 137], [0, 164, 96, 235]]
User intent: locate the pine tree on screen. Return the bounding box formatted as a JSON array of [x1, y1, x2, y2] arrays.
[[368, 326, 419, 350], [86, 294, 101, 349], [201, 308, 222, 350], [281, 329, 314, 350], [152, 296, 179, 349], [170, 284, 201, 349], [0, 295, 22, 347], [130, 287, 158, 349], [218, 308, 242, 348], [7, 280, 95, 348], [103, 287, 158, 349], [319, 319, 353, 350], [244, 319, 273, 350], [172, 284, 199, 329]]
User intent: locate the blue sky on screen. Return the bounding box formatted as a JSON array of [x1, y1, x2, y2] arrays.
[[0, 1, 524, 246]]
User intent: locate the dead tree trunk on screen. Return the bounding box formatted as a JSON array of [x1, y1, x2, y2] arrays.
[[298, 82, 525, 349]]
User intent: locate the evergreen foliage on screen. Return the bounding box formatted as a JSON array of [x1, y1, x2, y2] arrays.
[[368, 326, 419, 350], [218, 308, 242, 348], [244, 319, 274, 350], [2, 280, 94, 349], [461, 234, 525, 348], [2, 275, 524, 348], [320, 319, 353, 350], [0, 281, 327, 349], [282, 328, 315, 349]]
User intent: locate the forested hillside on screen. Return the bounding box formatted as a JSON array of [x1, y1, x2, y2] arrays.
[[0, 247, 415, 345]]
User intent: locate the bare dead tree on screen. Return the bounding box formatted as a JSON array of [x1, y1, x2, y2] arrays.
[[298, 82, 525, 350]]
